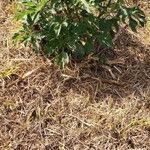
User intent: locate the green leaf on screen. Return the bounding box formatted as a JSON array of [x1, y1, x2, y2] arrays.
[[45, 39, 56, 55], [26, 14, 33, 25], [55, 24, 62, 37], [36, 0, 48, 11], [80, 0, 91, 13], [120, 6, 128, 17], [12, 32, 20, 41], [31, 37, 40, 54], [55, 52, 69, 69], [129, 17, 138, 32], [74, 43, 85, 60], [97, 32, 113, 47], [103, 34, 113, 47], [15, 10, 33, 20], [32, 12, 40, 24], [84, 38, 94, 54], [138, 17, 146, 27]]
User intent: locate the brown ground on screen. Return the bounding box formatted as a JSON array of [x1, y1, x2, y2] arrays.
[[0, 1, 150, 150]]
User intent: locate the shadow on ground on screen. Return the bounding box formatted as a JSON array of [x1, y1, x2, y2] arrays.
[[60, 29, 150, 101]]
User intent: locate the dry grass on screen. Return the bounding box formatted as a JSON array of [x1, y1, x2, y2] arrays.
[[0, 1, 150, 150]]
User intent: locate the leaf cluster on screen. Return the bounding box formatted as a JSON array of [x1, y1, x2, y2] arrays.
[[13, 0, 146, 68]]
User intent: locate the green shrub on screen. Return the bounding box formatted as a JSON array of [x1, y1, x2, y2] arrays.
[[13, 0, 146, 68]]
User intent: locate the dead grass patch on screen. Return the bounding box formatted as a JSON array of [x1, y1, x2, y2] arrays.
[[0, 1, 150, 150]]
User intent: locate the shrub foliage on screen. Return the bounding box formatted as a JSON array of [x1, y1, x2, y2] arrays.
[[13, 0, 146, 68]]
